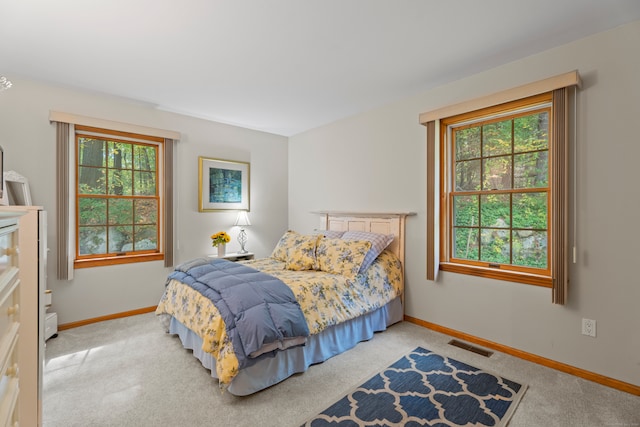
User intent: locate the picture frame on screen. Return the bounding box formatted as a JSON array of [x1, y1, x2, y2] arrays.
[[198, 156, 250, 212], [1, 170, 33, 206]]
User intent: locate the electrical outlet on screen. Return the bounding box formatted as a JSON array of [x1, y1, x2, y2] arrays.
[[582, 318, 596, 337]]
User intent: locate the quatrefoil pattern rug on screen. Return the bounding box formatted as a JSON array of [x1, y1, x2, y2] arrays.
[[302, 346, 527, 427]]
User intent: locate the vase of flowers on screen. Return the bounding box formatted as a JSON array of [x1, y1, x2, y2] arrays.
[[211, 231, 231, 257]]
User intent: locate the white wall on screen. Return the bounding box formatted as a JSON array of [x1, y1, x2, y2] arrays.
[[289, 21, 640, 387], [0, 79, 289, 325]]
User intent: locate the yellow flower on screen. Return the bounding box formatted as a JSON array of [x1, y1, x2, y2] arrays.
[[211, 231, 231, 247]]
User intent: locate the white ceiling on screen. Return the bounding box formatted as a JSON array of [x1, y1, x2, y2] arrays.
[[2, 1, 640, 136]]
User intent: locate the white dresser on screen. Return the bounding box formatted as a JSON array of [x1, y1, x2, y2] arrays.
[[0, 212, 23, 426], [1, 206, 46, 427]]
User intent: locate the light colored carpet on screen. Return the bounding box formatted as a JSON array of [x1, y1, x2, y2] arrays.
[[43, 313, 640, 427]]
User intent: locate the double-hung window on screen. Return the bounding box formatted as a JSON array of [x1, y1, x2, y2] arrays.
[[75, 125, 164, 267], [421, 71, 581, 303], [441, 93, 552, 284]]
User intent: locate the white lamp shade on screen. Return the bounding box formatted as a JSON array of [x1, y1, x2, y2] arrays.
[[234, 211, 251, 227]]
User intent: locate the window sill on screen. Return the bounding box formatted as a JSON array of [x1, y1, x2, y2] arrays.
[[439, 262, 552, 287], [75, 253, 164, 268]]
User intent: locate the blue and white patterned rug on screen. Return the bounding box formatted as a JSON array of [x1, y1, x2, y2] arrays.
[[302, 346, 527, 427]]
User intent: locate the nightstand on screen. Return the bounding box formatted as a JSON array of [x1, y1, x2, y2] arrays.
[[208, 252, 255, 262]]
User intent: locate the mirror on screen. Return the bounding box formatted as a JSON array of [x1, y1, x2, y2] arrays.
[[1, 170, 32, 206]]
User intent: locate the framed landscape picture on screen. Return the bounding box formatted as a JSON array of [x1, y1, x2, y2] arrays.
[[198, 156, 250, 212]]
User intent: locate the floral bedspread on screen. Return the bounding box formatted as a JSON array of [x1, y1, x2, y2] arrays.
[[155, 250, 403, 387]]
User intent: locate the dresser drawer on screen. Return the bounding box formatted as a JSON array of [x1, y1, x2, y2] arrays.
[[0, 272, 19, 343], [0, 219, 19, 325], [0, 222, 18, 284], [0, 324, 19, 426]]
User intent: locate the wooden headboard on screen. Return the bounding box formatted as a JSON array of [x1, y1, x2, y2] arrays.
[[315, 211, 414, 271]]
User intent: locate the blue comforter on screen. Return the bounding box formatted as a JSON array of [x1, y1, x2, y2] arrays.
[[167, 258, 310, 368]]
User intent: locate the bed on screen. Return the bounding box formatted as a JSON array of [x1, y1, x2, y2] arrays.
[[156, 212, 411, 396]]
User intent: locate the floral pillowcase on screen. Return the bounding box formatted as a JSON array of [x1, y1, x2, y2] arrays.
[[284, 236, 321, 271], [271, 230, 380, 277], [315, 238, 372, 279], [271, 230, 320, 271], [271, 230, 302, 261]]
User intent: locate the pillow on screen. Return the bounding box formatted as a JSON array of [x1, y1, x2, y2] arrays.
[[342, 231, 395, 273], [271, 230, 317, 262], [284, 235, 320, 271], [316, 238, 371, 278], [313, 229, 345, 239]]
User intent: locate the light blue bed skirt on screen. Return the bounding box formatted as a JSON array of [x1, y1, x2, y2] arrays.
[[167, 296, 403, 396]]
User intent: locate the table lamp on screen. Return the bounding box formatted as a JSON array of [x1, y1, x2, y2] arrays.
[[234, 211, 251, 254]]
